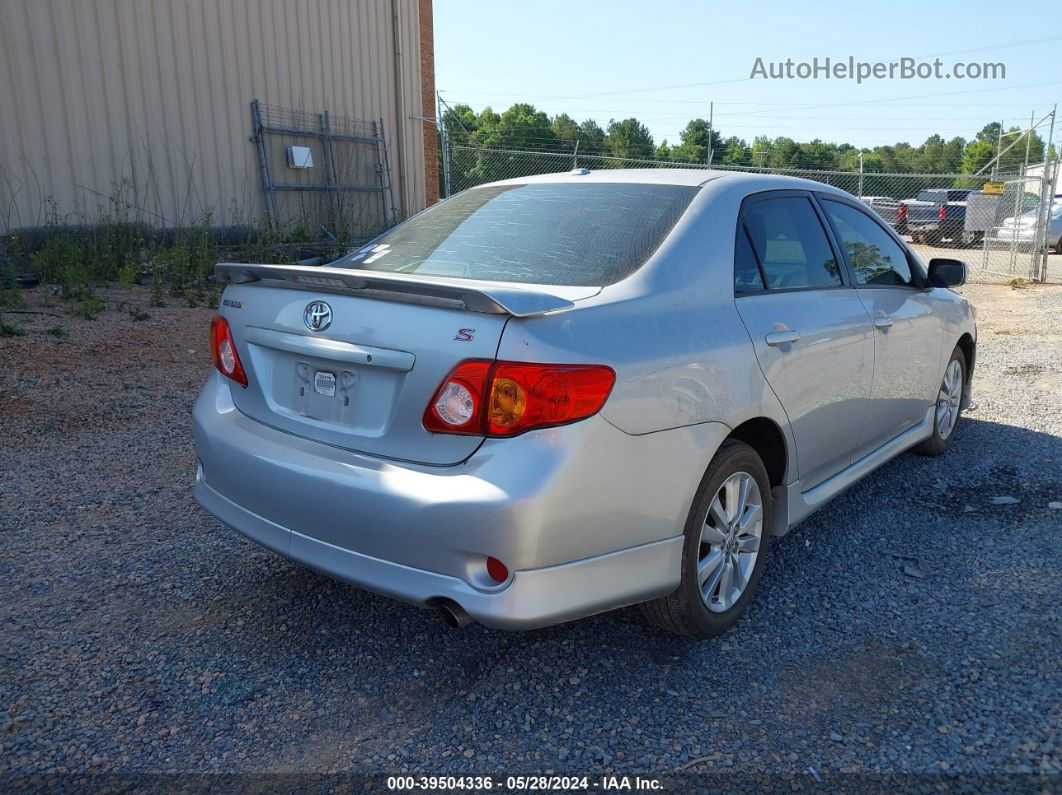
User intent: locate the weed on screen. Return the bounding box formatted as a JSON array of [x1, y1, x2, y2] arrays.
[[1, 321, 25, 337], [46, 325, 68, 338], [118, 263, 139, 287], [69, 295, 106, 320], [129, 306, 150, 321]]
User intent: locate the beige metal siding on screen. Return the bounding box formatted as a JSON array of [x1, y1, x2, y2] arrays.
[[0, 0, 429, 232]]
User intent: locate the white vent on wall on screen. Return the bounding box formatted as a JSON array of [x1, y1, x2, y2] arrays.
[[286, 145, 314, 169]]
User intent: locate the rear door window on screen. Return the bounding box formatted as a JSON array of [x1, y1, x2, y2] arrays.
[[742, 197, 842, 289], [339, 183, 698, 287]]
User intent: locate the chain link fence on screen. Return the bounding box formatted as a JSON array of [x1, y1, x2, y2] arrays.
[[251, 101, 396, 243], [445, 143, 1059, 284]]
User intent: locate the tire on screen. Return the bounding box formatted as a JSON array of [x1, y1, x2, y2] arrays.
[[1054, 239, 1062, 255], [913, 347, 966, 456], [639, 440, 772, 639]]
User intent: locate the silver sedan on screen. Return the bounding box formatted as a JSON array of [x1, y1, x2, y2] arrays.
[[193, 169, 976, 639]]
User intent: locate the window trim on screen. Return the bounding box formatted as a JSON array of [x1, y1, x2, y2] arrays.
[[734, 189, 850, 297], [813, 192, 928, 290]]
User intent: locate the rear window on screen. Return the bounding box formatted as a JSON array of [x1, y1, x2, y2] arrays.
[[338, 183, 698, 286]]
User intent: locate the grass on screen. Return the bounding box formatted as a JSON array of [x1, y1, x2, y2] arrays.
[[1, 321, 25, 337], [3, 184, 375, 324], [45, 325, 68, 338], [68, 296, 106, 320]]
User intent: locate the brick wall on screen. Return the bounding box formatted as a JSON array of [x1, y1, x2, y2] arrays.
[[419, 0, 439, 205]]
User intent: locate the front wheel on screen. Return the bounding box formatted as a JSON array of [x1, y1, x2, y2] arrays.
[[639, 440, 772, 639], [914, 347, 966, 456]]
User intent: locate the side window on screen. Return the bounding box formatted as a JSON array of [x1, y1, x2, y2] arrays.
[[734, 224, 765, 292], [742, 197, 841, 289], [821, 200, 913, 286]]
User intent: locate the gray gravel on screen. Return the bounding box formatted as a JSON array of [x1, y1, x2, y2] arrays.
[[1, 283, 1060, 785]]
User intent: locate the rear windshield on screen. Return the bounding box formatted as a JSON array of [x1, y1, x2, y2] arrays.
[[338, 183, 698, 286]]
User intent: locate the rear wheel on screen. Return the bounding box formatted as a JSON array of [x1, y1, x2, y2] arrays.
[[639, 440, 772, 639], [914, 347, 966, 456]]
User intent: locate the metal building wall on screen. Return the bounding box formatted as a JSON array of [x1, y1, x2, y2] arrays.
[[0, 0, 430, 232]]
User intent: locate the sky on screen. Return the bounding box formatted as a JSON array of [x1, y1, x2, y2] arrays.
[[434, 0, 1061, 152]]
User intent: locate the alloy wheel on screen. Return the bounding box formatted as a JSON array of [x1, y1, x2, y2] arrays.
[[697, 471, 763, 613], [936, 359, 963, 440]]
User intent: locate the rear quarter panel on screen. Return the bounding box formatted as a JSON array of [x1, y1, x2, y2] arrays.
[[495, 178, 799, 485]]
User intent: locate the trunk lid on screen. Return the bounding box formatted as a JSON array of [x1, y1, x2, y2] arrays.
[[215, 265, 598, 466]]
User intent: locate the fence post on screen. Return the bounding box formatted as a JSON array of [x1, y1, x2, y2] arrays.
[[572, 139, 580, 170], [1035, 105, 1057, 281], [857, 152, 864, 199], [251, 100, 278, 226]]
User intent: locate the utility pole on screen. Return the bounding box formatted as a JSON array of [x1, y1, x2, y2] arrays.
[[707, 101, 714, 166], [993, 119, 1004, 177]]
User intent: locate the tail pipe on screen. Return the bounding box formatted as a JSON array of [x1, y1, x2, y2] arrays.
[[433, 599, 474, 629]]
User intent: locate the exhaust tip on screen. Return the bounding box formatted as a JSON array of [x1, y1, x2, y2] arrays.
[[433, 599, 474, 629]]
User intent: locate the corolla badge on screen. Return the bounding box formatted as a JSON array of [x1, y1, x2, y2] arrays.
[[303, 301, 333, 332]]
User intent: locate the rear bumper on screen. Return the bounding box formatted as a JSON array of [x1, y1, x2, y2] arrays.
[[191, 374, 718, 629], [195, 475, 680, 629]]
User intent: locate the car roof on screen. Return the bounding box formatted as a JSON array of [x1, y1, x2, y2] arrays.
[[478, 168, 851, 195]]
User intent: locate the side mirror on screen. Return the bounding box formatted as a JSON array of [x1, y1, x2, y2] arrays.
[[927, 258, 967, 288]]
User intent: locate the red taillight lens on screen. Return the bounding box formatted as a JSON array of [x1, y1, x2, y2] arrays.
[[209, 315, 248, 387], [423, 360, 615, 437], [939, 205, 948, 221], [897, 205, 908, 221], [485, 362, 615, 436]]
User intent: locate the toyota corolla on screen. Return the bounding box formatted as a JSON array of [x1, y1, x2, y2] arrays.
[[193, 169, 975, 638]]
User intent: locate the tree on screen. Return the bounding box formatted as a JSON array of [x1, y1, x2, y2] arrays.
[[668, 119, 724, 164], [605, 118, 654, 160], [960, 139, 996, 175], [471, 103, 557, 151], [655, 140, 672, 161], [577, 120, 607, 156], [551, 113, 580, 147]]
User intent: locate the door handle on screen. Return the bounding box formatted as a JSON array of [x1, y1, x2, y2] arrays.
[[765, 329, 800, 347], [874, 316, 895, 330]]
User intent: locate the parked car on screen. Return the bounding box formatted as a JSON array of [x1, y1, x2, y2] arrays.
[[898, 188, 976, 245], [860, 195, 900, 226], [194, 169, 976, 639], [988, 199, 1062, 253]]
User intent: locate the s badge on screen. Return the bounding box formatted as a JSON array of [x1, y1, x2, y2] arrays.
[[454, 328, 475, 342]]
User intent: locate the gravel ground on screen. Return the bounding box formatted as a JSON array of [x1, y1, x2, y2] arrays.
[[1, 282, 1060, 789]]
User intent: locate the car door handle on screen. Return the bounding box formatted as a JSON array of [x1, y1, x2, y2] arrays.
[[765, 330, 800, 347], [874, 316, 895, 330]]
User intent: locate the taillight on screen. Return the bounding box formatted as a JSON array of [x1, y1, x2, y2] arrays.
[[939, 205, 948, 221], [422, 360, 491, 433], [423, 360, 615, 437], [209, 315, 248, 387], [897, 204, 908, 221]]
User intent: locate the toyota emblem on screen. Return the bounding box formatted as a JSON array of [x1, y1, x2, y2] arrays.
[[303, 301, 332, 332]]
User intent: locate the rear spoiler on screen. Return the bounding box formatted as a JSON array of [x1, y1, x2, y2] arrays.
[[214, 263, 593, 317]]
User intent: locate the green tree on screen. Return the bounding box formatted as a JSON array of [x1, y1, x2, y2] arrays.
[[551, 113, 580, 147], [960, 139, 996, 174], [668, 119, 724, 164], [577, 120, 607, 155], [605, 118, 655, 160], [471, 103, 557, 151], [655, 140, 672, 161]]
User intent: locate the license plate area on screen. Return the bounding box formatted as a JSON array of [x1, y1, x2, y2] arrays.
[[314, 370, 337, 397]]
